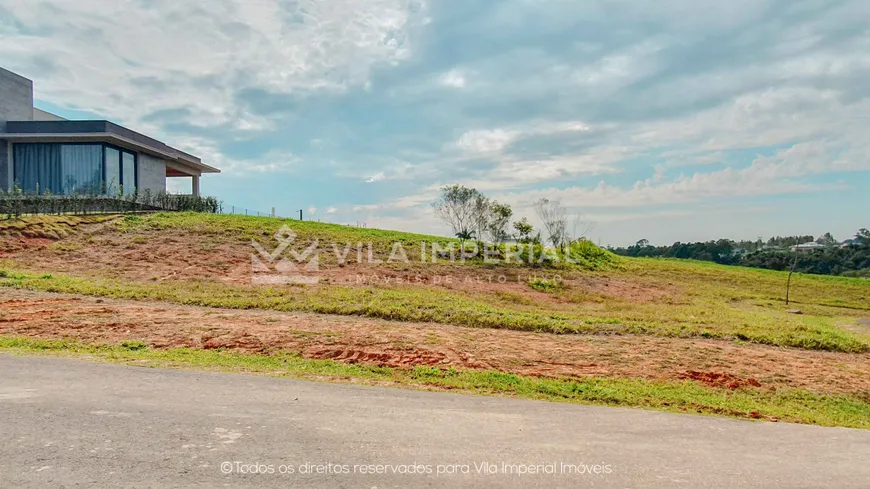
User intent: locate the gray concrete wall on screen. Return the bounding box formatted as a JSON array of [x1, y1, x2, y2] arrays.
[[0, 67, 34, 190], [0, 67, 34, 130], [32, 107, 66, 121], [137, 152, 166, 194]]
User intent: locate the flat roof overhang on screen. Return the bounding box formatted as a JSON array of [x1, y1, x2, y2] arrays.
[[1, 120, 220, 174]]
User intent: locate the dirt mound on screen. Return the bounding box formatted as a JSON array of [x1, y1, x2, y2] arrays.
[[679, 370, 762, 390]]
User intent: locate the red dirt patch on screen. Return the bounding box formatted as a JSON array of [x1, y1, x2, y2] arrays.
[[0, 236, 56, 253], [3, 224, 673, 302], [679, 370, 763, 390]]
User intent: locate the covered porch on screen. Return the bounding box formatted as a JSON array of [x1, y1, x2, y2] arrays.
[[166, 162, 202, 197]]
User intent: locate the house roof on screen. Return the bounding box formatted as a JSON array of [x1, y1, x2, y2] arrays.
[[0, 120, 219, 174], [792, 242, 825, 248]]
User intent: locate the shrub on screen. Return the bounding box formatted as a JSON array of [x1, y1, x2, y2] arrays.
[[528, 277, 560, 292], [0, 188, 221, 218], [566, 239, 620, 270]]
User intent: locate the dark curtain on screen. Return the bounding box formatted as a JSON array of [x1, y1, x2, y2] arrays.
[[61, 145, 103, 195], [13, 143, 62, 194], [13, 143, 105, 195]]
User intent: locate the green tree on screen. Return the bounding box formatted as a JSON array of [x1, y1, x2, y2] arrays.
[[513, 218, 535, 243], [485, 202, 513, 243], [432, 184, 486, 252], [817, 232, 837, 246]]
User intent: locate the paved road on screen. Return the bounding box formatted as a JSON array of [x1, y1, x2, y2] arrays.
[[1, 355, 868, 488]]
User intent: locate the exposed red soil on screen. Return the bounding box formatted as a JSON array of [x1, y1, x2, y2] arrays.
[[2, 225, 675, 303], [678, 371, 763, 390], [0, 236, 55, 254], [2, 289, 868, 396]]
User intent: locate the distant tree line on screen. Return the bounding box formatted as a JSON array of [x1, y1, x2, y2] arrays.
[[611, 229, 870, 278]]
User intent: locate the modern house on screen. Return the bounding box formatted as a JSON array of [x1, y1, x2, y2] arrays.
[[0, 67, 218, 197], [790, 242, 826, 253]]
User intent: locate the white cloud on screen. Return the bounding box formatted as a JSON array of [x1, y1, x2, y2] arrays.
[[171, 137, 298, 175], [439, 69, 466, 88], [454, 120, 591, 158], [326, 207, 338, 214], [0, 0, 424, 136], [365, 172, 386, 183], [455, 129, 518, 154], [572, 38, 668, 89], [492, 141, 858, 210]]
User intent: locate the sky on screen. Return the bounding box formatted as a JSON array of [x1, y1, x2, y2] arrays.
[[1, 0, 868, 246]]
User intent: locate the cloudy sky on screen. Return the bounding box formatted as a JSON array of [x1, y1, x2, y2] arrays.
[[2, 0, 868, 246]]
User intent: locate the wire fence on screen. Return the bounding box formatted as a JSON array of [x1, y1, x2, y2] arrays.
[[220, 204, 283, 219]]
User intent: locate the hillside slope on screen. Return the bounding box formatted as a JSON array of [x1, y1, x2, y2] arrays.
[[2, 212, 870, 427], [2, 213, 867, 351]]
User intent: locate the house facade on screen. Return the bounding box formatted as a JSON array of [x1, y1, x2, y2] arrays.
[[0, 67, 218, 197]]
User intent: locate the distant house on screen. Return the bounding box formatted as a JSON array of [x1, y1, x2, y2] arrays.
[[840, 239, 860, 248], [0, 66, 219, 197], [790, 242, 825, 253]]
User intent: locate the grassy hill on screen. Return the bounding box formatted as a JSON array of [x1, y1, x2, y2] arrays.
[[3, 212, 867, 352], [2, 212, 870, 427]]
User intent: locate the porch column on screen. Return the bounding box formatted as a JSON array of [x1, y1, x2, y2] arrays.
[[192, 175, 200, 197]]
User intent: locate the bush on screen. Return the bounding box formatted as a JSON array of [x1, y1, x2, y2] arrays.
[[566, 239, 619, 270], [528, 277, 560, 292], [0, 188, 221, 218]]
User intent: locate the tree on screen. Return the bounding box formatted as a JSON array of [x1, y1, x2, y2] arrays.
[[513, 218, 535, 243], [568, 213, 594, 245], [857, 228, 870, 246], [485, 202, 513, 243], [816, 232, 836, 246], [455, 229, 475, 242], [534, 198, 569, 251], [432, 184, 486, 252], [472, 193, 491, 249], [636, 239, 650, 248]]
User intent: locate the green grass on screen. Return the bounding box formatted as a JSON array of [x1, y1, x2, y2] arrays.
[[116, 212, 622, 270], [0, 214, 114, 240], [2, 212, 869, 352], [528, 277, 561, 292], [2, 335, 868, 429], [118, 211, 459, 251], [1, 265, 868, 352]]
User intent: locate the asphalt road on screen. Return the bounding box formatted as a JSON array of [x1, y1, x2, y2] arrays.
[[1, 355, 868, 488]]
